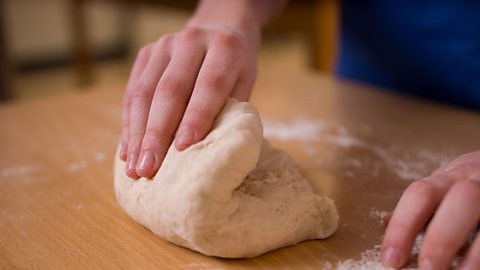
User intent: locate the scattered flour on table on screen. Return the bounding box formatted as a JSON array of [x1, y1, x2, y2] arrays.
[[333, 233, 466, 270], [94, 152, 106, 162], [369, 209, 389, 219], [369, 209, 389, 225], [333, 209, 475, 270], [0, 165, 43, 178], [344, 158, 363, 168], [68, 160, 89, 172], [263, 118, 326, 141], [332, 235, 421, 270], [334, 244, 389, 270], [68, 152, 107, 172], [262, 118, 453, 181]]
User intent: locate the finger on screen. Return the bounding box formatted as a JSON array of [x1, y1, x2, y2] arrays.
[[230, 62, 256, 101], [457, 230, 480, 270], [126, 36, 172, 178], [174, 33, 243, 150], [120, 45, 152, 161], [381, 175, 453, 268], [136, 30, 206, 178], [444, 162, 480, 180], [419, 179, 480, 270], [442, 152, 480, 173], [430, 152, 480, 177]]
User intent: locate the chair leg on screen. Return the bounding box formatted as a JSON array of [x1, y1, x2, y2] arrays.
[[0, 0, 15, 100], [70, 0, 94, 86]]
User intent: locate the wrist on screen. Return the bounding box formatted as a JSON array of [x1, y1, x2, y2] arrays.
[[186, 0, 263, 49]]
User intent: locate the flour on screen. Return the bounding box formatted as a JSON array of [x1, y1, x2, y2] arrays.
[[0, 165, 42, 178], [335, 210, 476, 270], [262, 118, 453, 181], [324, 127, 364, 148], [263, 118, 326, 141], [68, 160, 88, 172], [68, 152, 107, 172], [334, 238, 414, 269], [94, 152, 106, 162], [333, 232, 468, 270], [344, 158, 363, 168], [335, 245, 391, 270], [369, 209, 389, 225]]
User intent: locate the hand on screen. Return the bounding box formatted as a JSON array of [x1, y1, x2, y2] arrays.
[[381, 151, 480, 269], [119, 23, 258, 179]]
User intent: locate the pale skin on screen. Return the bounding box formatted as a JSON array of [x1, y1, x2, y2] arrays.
[[120, 1, 480, 269], [382, 151, 480, 270]]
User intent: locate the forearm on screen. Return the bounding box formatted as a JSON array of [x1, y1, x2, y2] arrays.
[[187, 0, 286, 48]]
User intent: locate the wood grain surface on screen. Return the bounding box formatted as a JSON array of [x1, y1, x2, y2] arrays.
[[1, 69, 479, 269]]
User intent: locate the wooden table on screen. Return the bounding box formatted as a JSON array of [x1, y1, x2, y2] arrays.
[[1, 69, 479, 269]]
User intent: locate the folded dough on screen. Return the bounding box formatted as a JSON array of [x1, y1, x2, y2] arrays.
[[114, 98, 338, 258]]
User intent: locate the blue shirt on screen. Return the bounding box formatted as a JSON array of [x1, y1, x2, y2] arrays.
[[337, 1, 480, 109]]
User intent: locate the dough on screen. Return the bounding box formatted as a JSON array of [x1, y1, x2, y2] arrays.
[[114, 98, 338, 258]]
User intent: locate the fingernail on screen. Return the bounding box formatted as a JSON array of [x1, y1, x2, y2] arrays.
[[420, 257, 433, 270], [136, 151, 155, 170], [382, 247, 402, 268], [176, 130, 194, 149]]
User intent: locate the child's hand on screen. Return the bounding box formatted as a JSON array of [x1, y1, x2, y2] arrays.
[[119, 24, 258, 179], [381, 151, 480, 269]]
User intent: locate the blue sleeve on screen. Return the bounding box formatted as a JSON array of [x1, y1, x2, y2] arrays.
[[337, 0, 480, 109]]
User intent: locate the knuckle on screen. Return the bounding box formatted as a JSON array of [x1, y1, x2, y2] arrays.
[[130, 90, 151, 104], [157, 75, 180, 91], [406, 181, 438, 199], [132, 80, 151, 93], [184, 108, 213, 130], [142, 129, 173, 150], [137, 44, 152, 58], [131, 82, 154, 100], [214, 31, 243, 50], [156, 33, 176, 48], [181, 27, 203, 42], [156, 77, 186, 99], [129, 130, 144, 141], [127, 133, 144, 152], [201, 72, 229, 90], [181, 117, 202, 132]]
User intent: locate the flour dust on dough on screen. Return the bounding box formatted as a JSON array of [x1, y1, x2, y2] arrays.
[[114, 98, 338, 258]]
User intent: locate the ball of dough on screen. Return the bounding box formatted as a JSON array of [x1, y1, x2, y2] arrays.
[[114, 98, 338, 258]]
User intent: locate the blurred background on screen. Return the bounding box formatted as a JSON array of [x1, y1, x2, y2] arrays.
[[0, 0, 338, 101]]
